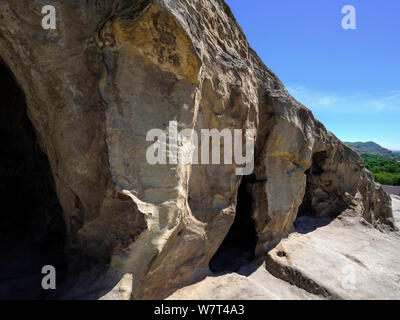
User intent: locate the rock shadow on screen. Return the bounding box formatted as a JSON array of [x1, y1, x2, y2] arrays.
[[209, 177, 258, 275], [0, 60, 67, 300]]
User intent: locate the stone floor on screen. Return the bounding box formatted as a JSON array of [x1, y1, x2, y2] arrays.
[[165, 195, 400, 300]]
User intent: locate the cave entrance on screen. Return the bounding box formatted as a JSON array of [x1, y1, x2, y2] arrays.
[[209, 177, 257, 274], [297, 151, 329, 218], [295, 151, 339, 233], [0, 61, 67, 299]]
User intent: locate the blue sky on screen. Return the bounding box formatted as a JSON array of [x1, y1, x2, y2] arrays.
[[225, 0, 400, 150]]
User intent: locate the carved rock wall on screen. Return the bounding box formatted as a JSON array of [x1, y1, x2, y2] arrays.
[[0, 0, 393, 299]]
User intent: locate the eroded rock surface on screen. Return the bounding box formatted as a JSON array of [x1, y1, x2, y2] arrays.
[[264, 196, 400, 300], [0, 0, 395, 299]]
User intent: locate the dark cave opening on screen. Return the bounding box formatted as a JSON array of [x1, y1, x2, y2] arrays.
[[0, 61, 67, 299], [294, 151, 341, 233], [209, 177, 258, 274], [297, 167, 313, 219], [297, 151, 329, 218]]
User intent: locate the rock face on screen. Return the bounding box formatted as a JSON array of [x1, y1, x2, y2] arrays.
[[168, 195, 400, 300], [0, 0, 394, 299]]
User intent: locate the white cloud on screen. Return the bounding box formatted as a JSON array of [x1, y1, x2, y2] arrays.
[[286, 85, 400, 114]]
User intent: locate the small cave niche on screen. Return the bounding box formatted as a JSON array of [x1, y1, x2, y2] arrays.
[[209, 177, 258, 274], [295, 151, 341, 233], [297, 151, 329, 218], [0, 61, 67, 299]]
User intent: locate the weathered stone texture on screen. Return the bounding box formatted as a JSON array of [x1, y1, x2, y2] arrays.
[[0, 0, 393, 299]]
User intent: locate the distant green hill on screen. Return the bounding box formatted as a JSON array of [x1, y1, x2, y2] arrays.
[[344, 141, 392, 155]]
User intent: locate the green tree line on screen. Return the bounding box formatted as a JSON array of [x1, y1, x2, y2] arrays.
[[362, 154, 400, 186]]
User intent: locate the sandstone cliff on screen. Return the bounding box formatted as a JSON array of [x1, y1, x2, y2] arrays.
[[0, 0, 394, 299]]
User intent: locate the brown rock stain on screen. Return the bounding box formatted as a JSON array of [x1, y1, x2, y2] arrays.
[[341, 252, 369, 270], [113, 5, 200, 84]]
